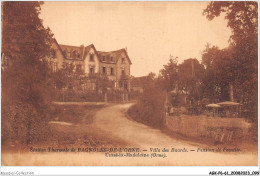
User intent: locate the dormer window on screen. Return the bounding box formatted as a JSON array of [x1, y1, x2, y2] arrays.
[[77, 53, 80, 59], [122, 58, 125, 63], [102, 56, 105, 62], [111, 57, 113, 62], [72, 50, 76, 58], [90, 54, 94, 61]]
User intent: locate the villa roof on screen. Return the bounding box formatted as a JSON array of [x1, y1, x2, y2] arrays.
[[54, 40, 132, 64], [97, 48, 132, 64], [59, 44, 85, 60]]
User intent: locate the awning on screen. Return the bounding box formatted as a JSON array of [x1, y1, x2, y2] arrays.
[[206, 104, 221, 108], [217, 101, 240, 106]]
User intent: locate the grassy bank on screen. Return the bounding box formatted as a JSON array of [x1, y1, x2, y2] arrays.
[[2, 103, 127, 152], [49, 104, 106, 124]]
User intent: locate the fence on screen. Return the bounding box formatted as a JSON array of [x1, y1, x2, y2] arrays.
[[166, 115, 251, 143]]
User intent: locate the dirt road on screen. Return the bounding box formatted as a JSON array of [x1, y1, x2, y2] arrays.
[[94, 103, 195, 148], [92, 103, 258, 166], [2, 103, 258, 166]]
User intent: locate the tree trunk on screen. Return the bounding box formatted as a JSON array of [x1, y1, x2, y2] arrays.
[[229, 83, 234, 101]]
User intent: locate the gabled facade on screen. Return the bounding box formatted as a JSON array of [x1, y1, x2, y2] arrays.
[[47, 40, 132, 91]]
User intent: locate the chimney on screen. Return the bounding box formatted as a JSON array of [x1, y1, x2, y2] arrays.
[[81, 44, 85, 60], [125, 47, 127, 52]]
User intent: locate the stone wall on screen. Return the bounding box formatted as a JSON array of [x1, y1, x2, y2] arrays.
[[166, 115, 251, 143]]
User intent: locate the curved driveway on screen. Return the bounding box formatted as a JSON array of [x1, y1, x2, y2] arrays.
[[2, 103, 258, 166], [92, 103, 258, 166]]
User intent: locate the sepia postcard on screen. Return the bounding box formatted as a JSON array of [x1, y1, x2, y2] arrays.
[[1, 1, 259, 175]]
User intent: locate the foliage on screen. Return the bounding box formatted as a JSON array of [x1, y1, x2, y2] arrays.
[[55, 91, 104, 102], [201, 42, 257, 122], [52, 62, 114, 102], [159, 56, 179, 91], [203, 1, 258, 44], [159, 56, 205, 104], [2, 2, 53, 62], [203, 1, 258, 122], [128, 1, 258, 139], [95, 74, 112, 94], [53, 62, 85, 91], [128, 81, 166, 129], [2, 2, 54, 145], [201, 45, 232, 102], [178, 58, 205, 101]]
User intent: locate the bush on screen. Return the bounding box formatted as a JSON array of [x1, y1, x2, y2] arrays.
[[2, 103, 50, 145], [128, 86, 166, 129], [55, 90, 104, 102], [1, 2, 54, 147]]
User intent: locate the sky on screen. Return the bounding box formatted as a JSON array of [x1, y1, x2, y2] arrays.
[[40, 1, 232, 77]]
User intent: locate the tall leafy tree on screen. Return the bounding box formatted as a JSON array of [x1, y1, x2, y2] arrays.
[[159, 55, 179, 91], [201, 45, 220, 102], [203, 1, 258, 121], [203, 1, 258, 44], [178, 58, 205, 101], [201, 45, 235, 102], [2, 2, 54, 144]]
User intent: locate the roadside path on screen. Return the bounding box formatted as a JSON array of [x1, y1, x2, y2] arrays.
[[2, 103, 258, 166]]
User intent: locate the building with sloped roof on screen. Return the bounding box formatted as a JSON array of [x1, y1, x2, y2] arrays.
[[47, 39, 132, 92]]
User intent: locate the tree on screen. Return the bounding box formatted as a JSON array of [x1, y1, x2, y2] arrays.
[[201, 45, 235, 102], [128, 72, 166, 129], [2, 2, 54, 145], [95, 74, 111, 94], [178, 58, 205, 101], [159, 55, 179, 91], [203, 2, 258, 121], [147, 72, 156, 80], [2, 2, 53, 63], [141, 72, 157, 89], [55, 62, 85, 91], [203, 1, 258, 44]]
